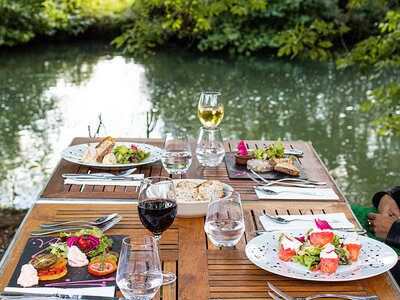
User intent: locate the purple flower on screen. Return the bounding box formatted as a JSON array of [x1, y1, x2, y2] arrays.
[[237, 140, 248, 155]]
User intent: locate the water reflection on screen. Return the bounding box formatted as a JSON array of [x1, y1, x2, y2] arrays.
[[0, 42, 399, 208]]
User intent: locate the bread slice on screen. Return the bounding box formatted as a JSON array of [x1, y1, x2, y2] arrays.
[[82, 136, 116, 163], [172, 187, 204, 202], [177, 181, 199, 188], [274, 162, 300, 176], [269, 157, 295, 168], [198, 180, 224, 201]]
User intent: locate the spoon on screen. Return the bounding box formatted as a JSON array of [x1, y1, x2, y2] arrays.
[[62, 167, 137, 179], [40, 213, 118, 228]]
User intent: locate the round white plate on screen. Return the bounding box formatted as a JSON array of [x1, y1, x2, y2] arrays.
[[173, 179, 233, 218], [61, 142, 163, 168], [245, 230, 398, 281]]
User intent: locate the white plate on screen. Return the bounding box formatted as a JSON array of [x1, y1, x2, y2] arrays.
[[173, 179, 233, 218], [61, 142, 163, 168], [245, 230, 398, 281]]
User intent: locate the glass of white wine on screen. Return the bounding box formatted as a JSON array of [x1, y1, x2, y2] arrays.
[[198, 92, 224, 129]]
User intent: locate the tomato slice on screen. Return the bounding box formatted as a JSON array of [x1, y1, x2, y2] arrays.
[[88, 258, 117, 276]]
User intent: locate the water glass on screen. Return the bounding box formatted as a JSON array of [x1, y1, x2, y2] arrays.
[[116, 235, 163, 300], [204, 191, 245, 247], [161, 132, 192, 174], [195, 126, 225, 167]]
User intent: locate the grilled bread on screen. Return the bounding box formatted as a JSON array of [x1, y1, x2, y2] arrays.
[[82, 136, 116, 163], [274, 162, 300, 176], [198, 180, 224, 201], [269, 157, 295, 168]]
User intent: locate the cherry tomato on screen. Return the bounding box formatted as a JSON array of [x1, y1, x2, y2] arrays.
[[78, 235, 91, 250], [88, 258, 117, 276], [29, 253, 58, 270]]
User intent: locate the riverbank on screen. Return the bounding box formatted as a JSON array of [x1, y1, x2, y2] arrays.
[[0, 209, 27, 260]]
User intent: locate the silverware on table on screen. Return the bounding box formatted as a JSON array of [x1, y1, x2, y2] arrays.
[[267, 282, 377, 300], [0, 291, 124, 299], [233, 149, 304, 156], [40, 212, 118, 228], [251, 170, 326, 187], [262, 212, 339, 224], [254, 186, 323, 196], [30, 216, 122, 235], [64, 176, 143, 182], [255, 228, 367, 234], [62, 168, 137, 179]]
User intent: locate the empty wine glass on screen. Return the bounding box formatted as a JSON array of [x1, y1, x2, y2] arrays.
[[116, 235, 163, 300], [161, 132, 192, 174], [138, 176, 177, 284], [198, 92, 224, 129], [195, 127, 225, 167]]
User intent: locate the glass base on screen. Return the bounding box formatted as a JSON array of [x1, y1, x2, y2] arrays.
[[162, 271, 176, 285]]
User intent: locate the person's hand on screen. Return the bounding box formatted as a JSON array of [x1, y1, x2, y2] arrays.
[[366, 212, 398, 240], [377, 194, 400, 218]]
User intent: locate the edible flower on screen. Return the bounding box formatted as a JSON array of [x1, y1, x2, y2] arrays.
[[67, 234, 100, 253], [315, 218, 333, 230], [237, 140, 248, 155]]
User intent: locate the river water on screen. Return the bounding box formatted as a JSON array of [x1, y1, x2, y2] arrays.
[[1, 41, 399, 208]]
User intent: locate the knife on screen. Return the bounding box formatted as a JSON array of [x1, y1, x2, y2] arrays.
[[254, 228, 367, 234], [0, 291, 124, 299], [30, 216, 122, 235], [63, 176, 143, 181]]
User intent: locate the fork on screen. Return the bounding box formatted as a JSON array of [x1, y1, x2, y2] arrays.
[[267, 282, 378, 300], [254, 186, 323, 196], [263, 213, 339, 224], [247, 173, 317, 188], [251, 170, 326, 185]]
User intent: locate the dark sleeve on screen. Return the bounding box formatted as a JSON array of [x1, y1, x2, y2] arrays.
[[386, 220, 400, 248], [372, 185, 400, 208]]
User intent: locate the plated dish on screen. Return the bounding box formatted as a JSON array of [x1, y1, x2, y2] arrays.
[[172, 179, 233, 218], [245, 230, 397, 281], [61, 142, 163, 168]]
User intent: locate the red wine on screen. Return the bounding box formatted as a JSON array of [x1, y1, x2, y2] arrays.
[[138, 199, 177, 235]]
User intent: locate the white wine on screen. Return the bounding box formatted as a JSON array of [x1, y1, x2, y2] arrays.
[[198, 106, 224, 129]]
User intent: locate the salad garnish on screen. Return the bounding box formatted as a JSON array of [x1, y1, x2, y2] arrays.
[[253, 138, 285, 159]]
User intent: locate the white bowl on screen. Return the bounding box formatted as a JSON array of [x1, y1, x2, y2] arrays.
[[173, 179, 233, 218]]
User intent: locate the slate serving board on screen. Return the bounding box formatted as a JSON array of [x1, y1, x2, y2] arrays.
[[7, 235, 124, 289], [224, 153, 308, 180]]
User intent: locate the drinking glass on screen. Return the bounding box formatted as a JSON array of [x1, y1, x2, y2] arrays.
[[161, 132, 192, 174], [195, 127, 225, 167], [198, 92, 224, 129], [116, 235, 163, 300], [204, 191, 245, 247], [138, 176, 177, 284]]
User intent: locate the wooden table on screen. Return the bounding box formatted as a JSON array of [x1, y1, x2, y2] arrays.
[[40, 137, 343, 202], [0, 137, 399, 299], [1, 202, 398, 299]]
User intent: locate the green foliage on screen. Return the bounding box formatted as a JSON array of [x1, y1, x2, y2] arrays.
[[0, 0, 133, 47]]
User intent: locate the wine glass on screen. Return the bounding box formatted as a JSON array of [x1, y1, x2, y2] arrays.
[[161, 132, 192, 174], [138, 176, 177, 284], [116, 235, 163, 300], [198, 92, 224, 129]]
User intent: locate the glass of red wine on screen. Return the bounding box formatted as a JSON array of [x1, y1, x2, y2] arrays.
[[137, 176, 177, 284]]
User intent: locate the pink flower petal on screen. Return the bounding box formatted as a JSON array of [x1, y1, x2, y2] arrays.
[[315, 218, 333, 230], [237, 140, 248, 155]]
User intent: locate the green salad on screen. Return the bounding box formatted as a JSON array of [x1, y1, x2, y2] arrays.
[[113, 144, 150, 164], [253, 138, 285, 159]]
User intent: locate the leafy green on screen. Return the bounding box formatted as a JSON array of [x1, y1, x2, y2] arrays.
[[113, 145, 150, 164], [297, 240, 321, 256], [253, 138, 285, 159], [292, 254, 320, 270], [332, 234, 340, 247], [48, 227, 113, 258], [253, 149, 268, 160], [335, 245, 352, 265]]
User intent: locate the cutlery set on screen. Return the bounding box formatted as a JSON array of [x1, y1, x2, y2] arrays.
[[30, 213, 122, 235]]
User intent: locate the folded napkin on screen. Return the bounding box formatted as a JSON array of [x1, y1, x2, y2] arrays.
[[260, 212, 355, 231], [64, 174, 144, 186], [4, 286, 115, 297], [255, 186, 339, 200]]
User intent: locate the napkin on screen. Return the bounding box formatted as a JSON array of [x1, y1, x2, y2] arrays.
[[255, 186, 339, 200], [4, 286, 115, 297], [64, 174, 144, 186], [259, 212, 355, 231]]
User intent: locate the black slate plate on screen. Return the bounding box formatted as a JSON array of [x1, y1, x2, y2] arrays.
[[224, 153, 308, 180], [7, 235, 124, 289]]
